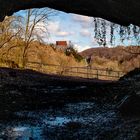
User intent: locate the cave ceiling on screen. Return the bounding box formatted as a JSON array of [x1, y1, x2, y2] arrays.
[[0, 0, 140, 26]]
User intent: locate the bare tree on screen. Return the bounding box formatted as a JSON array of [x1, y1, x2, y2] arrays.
[[0, 16, 22, 49], [0, 15, 23, 67], [21, 8, 56, 67]]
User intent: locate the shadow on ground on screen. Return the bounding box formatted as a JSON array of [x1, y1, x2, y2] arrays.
[[0, 67, 140, 140]]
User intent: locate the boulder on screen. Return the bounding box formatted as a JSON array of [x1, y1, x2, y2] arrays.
[[118, 94, 140, 116], [119, 68, 140, 82]]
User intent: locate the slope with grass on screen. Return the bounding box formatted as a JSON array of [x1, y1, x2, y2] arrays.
[[80, 46, 140, 72], [0, 41, 85, 69]]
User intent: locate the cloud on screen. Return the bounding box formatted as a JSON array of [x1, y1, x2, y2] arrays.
[[55, 31, 74, 37], [47, 21, 74, 37], [33, 21, 49, 40], [34, 21, 60, 36], [80, 29, 91, 37], [35, 22, 47, 31], [71, 14, 93, 28], [74, 44, 91, 52], [47, 21, 60, 33], [72, 14, 92, 23]]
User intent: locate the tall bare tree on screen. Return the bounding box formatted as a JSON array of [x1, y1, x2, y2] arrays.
[[20, 8, 56, 67], [0, 16, 22, 49], [0, 15, 23, 67]]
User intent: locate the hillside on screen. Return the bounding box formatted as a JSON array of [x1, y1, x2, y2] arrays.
[[0, 41, 85, 69], [80, 46, 140, 72], [0, 40, 139, 74]]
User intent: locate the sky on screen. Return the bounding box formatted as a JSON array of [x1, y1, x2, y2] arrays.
[[46, 11, 96, 52], [16, 9, 99, 52], [16, 9, 138, 52]]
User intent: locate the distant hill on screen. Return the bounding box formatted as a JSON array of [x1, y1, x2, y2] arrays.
[[80, 46, 140, 72], [80, 46, 139, 60], [0, 39, 139, 73]]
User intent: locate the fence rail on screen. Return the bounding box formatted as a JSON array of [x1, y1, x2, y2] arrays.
[[25, 61, 125, 80]]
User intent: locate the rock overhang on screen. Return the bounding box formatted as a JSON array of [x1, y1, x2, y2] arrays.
[[0, 0, 140, 26]]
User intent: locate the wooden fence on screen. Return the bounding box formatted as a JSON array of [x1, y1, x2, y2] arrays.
[[25, 61, 125, 80]]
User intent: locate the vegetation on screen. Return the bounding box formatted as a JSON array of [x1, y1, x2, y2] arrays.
[[20, 8, 55, 67], [0, 9, 139, 76], [0, 8, 55, 68], [80, 46, 140, 72], [65, 43, 83, 62], [93, 18, 140, 47]]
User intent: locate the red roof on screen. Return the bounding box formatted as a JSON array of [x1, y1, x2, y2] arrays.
[[56, 41, 67, 46]]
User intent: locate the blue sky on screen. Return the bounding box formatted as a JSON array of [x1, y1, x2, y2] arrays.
[[46, 11, 95, 51], [16, 9, 138, 52], [16, 10, 98, 52]]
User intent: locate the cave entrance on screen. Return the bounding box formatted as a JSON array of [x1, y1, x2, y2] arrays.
[[0, 7, 140, 75]]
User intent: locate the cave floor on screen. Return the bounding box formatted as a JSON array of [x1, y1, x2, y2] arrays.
[[0, 67, 139, 140]]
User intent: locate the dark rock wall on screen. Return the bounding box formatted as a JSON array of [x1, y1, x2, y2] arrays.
[[0, 0, 140, 26]]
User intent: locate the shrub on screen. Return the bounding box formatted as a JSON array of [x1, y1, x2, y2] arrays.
[[65, 47, 83, 62]]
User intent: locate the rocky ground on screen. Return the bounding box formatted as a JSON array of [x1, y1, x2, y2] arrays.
[[0, 67, 140, 140]]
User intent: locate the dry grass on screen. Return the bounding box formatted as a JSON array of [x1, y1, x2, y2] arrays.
[[0, 41, 85, 72], [0, 41, 126, 80]]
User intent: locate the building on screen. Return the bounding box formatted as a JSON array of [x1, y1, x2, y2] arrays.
[[56, 41, 68, 51]]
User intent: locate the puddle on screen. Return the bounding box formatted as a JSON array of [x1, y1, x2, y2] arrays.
[[0, 126, 43, 140], [0, 102, 138, 140], [44, 117, 71, 126], [50, 86, 87, 93], [74, 86, 87, 89]]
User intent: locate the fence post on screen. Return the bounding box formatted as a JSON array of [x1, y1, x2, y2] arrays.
[[87, 66, 88, 78], [118, 72, 120, 78], [69, 67, 72, 76], [96, 70, 98, 79], [105, 69, 107, 79]]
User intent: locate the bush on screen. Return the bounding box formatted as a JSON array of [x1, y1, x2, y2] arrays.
[[65, 47, 83, 62]]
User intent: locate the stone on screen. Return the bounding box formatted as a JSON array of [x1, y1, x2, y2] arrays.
[[136, 91, 140, 95], [0, 0, 140, 26], [118, 94, 140, 116]]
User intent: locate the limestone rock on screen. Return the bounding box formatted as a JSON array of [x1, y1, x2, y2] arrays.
[[0, 0, 140, 26]]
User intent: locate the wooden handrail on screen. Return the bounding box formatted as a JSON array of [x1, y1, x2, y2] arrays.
[[26, 61, 125, 80]]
